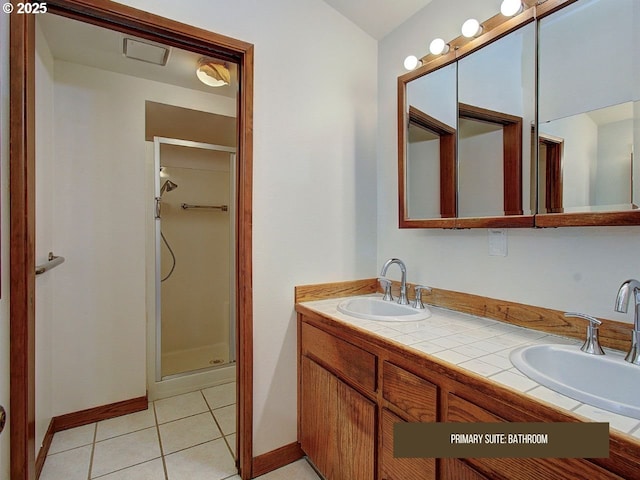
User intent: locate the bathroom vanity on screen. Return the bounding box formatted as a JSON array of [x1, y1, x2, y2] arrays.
[[295, 280, 640, 480]]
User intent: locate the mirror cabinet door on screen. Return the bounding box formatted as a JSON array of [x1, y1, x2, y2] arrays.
[[537, 0, 640, 221], [457, 22, 535, 221], [403, 63, 457, 224]]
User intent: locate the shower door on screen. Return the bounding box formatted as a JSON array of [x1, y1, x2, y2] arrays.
[[154, 137, 236, 380]]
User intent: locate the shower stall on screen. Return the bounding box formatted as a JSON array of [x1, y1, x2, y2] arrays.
[[149, 136, 236, 398]]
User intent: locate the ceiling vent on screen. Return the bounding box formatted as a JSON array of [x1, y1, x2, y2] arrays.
[[123, 38, 171, 66]]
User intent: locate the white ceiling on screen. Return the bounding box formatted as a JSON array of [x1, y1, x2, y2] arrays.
[[37, 14, 238, 98], [322, 0, 434, 39]]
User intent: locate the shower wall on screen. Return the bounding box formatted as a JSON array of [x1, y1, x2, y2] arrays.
[[159, 145, 232, 377]]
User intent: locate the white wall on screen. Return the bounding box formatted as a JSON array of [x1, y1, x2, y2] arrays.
[[378, 0, 640, 335], [117, 0, 378, 456], [35, 21, 56, 454], [0, 10, 11, 480], [49, 60, 236, 416]]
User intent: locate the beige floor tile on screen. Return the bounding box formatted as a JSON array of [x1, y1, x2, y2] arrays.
[[96, 404, 156, 441], [91, 427, 161, 478], [48, 423, 95, 454], [94, 458, 166, 479], [254, 459, 320, 479], [40, 445, 92, 480], [154, 391, 209, 424], [164, 439, 237, 480], [202, 382, 236, 409], [212, 405, 236, 435], [159, 412, 222, 454], [225, 433, 237, 459]]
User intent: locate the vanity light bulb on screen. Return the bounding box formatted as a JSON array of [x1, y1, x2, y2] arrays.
[[403, 55, 421, 71], [461, 18, 482, 38], [500, 0, 523, 17], [429, 38, 449, 55]]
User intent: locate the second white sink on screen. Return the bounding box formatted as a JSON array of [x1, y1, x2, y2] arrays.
[[337, 296, 431, 322], [510, 343, 640, 419]]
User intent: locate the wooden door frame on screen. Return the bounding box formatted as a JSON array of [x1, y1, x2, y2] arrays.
[[9, 1, 254, 479]]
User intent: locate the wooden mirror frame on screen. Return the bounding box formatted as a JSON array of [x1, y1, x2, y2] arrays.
[[10, 1, 254, 479], [398, 6, 536, 229], [398, 0, 640, 229]]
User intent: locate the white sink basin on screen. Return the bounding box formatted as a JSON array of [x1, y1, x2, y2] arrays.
[[337, 296, 431, 322], [510, 344, 640, 419]]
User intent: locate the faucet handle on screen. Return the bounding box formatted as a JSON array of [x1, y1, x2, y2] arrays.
[[378, 277, 393, 302], [412, 285, 432, 310], [564, 312, 605, 355]]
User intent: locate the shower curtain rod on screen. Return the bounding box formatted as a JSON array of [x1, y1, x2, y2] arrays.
[[181, 203, 229, 212]]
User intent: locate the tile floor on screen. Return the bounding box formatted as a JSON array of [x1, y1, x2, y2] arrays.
[[40, 381, 321, 480]]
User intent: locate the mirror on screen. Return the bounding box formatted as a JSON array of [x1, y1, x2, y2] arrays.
[[537, 0, 640, 222], [404, 63, 457, 222], [457, 22, 535, 220]]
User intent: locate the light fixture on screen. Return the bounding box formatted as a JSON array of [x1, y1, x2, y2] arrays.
[[196, 58, 230, 87], [429, 38, 450, 55], [501, 0, 523, 17], [404, 55, 422, 71], [461, 18, 483, 38]]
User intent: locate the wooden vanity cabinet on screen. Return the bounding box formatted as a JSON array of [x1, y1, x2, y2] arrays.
[[298, 310, 639, 480]]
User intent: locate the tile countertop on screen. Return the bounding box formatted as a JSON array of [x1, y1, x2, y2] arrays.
[[299, 294, 640, 440]]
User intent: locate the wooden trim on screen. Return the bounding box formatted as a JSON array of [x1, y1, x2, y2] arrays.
[[539, 134, 564, 213], [454, 215, 534, 229], [35, 420, 54, 479], [52, 395, 148, 432], [10, 11, 37, 480], [10, 2, 254, 479], [295, 279, 378, 303], [535, 0, 579, 19], [535, 210, 640, 228], [251, 442, 305, 478], [408, 106, 457, 218]]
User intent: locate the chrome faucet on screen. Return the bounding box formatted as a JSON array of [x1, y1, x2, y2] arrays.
[[614, 279, 640, 365], [380, 258, 409, 305]]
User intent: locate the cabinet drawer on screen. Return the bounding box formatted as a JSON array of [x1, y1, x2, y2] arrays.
[[381, 408, 435, 480], [383, 362, 437, 422], [301, 322, 376, 392], [445, 393, 622, 480]]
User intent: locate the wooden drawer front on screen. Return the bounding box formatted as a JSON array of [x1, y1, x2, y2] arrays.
[[383, 362, 437, 422], [442, 459, 489, 480], [301, 322, 376, 392], [445, 394, 622, 480], [381, 409, 435, 480]]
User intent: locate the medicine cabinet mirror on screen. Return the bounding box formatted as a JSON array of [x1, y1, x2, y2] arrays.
[[536, 0, 640, 227], [398, 0, 640, 229]]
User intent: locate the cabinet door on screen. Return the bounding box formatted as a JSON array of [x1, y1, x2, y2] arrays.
[[300, 355, 376, 480], [336, 379, 376, 480], [442, 459, 489, 480], [300, 356, 337, 477], [381, 409, 435, 480]]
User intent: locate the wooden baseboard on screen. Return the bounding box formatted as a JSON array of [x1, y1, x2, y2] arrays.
[[35, 419, 55, 478], [52, 395, 148, 432], [251, 442, 304, 478]]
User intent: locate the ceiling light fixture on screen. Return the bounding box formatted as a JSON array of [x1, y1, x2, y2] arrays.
[[404, 55, 422, 71], [461, 18, 483, 38], [501, 0, 523, 17], [429, 38, 450, 55], [196, 58, 230, 87]]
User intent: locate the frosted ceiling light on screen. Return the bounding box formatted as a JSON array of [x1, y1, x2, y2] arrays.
[[196, 58, 230, 87], [429, 38, 450, 55], [461, 18, 483, 38], [501, 0, 523, 17], [404, 55, 422, 71]]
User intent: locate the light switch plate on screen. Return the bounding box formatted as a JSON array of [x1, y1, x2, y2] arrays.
[[488, 229, 507, 256]]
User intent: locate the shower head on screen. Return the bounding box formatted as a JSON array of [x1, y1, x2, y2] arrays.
[[160, 180, 178, 196]]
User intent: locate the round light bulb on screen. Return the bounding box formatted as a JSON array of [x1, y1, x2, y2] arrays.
[[429, 38, 449, 55], [403, 55, 421, 71], [501, 0, 523, 16], [461, 18, 482, 38]]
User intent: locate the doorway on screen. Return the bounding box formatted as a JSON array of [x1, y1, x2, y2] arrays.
[[9, 2, 254, 479]]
